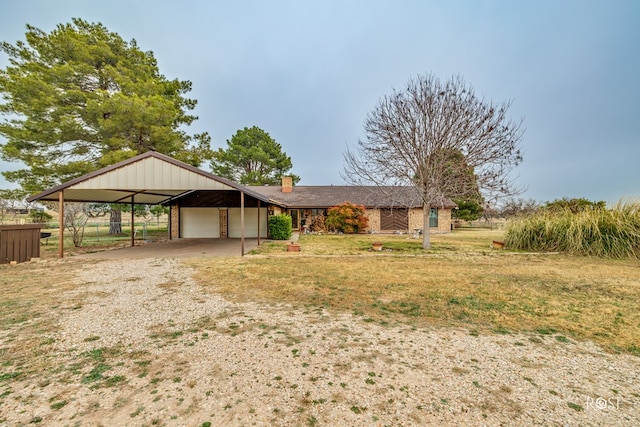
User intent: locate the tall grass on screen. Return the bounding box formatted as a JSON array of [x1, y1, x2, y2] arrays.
[[505, 199, 640, 258]]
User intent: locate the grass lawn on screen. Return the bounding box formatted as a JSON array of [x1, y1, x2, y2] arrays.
[[2, 228, 638, 358], [189, 229, 640, 355], [0, 228, 638, 425], [38, 224, 169, 258]]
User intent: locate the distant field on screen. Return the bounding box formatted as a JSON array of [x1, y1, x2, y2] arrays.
[[1, 212, 169, 258], [37, 222, 169, 257]]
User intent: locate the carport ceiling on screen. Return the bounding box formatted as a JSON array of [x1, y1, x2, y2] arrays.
[[26, 151, 271, 205]]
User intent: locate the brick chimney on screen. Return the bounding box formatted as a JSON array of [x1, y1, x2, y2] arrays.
[[282, 176, 293, 193]]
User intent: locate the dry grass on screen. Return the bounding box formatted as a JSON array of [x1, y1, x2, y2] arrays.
[[251, 230, 492, 255], [190, 230, 640, 355], [4, 230, 638, 357], [0, 231, 638, 425], [0, 260, 83, 384]]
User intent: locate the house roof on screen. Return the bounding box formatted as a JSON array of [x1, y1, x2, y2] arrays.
[[26, 150, 456, 210], [249, 185, 457, 209], [26, 151, 271, 205]]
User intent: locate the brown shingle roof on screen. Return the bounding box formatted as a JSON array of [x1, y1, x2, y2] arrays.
[[248, 185, 457, 209]]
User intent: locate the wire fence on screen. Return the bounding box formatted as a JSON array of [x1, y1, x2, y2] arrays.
[[452, 220, 506, 230], [38, 221, 170, 244]]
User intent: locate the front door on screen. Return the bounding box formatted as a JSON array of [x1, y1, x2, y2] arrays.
[[289, 209, 301, 230]]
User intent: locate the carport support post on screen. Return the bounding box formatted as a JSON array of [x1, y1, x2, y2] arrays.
[[131, 196, 135, 247], [240, 191, 245, 256], [257, 200, 261, 246], [58, 191, 64, 258]]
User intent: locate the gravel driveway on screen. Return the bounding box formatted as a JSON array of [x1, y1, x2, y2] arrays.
[[2, 257, 638, 426]]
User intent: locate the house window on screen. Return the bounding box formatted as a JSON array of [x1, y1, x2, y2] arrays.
[[429, 208, 438, 228]]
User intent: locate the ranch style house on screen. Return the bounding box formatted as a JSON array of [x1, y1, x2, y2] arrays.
[[28, 151, 456, 243]]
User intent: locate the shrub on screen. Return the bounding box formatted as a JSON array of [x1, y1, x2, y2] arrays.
[[268, 214, 292, 240], [543, 197, 606, 213], [325, 202, 369, 234], [453, 199, 483, 221], [504, 199, 640, 259], [29, 210, 52, 223]]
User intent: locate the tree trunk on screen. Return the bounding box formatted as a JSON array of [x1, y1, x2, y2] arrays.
[[422, 202, 431, 249], [109, 207, 122, 234]]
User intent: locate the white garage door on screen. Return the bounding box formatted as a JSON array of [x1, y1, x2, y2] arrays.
[[180, 208, 220, 238], [228, 208, 268, 238]]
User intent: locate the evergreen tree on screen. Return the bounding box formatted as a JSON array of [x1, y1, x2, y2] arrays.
[[0, 18, 211, 194], [0, 19, 211, 233], [212, 126, 298, 185]]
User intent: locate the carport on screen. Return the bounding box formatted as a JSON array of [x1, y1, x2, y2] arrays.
[[26, 151, 275, 257]]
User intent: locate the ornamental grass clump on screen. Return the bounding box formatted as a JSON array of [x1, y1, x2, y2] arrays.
[[504, 199, 640, 259]]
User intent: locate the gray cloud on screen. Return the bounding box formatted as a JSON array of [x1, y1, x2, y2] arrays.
[[1, 0, 638, 204]]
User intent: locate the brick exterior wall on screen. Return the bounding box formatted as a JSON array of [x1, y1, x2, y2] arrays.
[[264, 204, 453, 234], [408, 208, 423, 232], [409, 208, 453, 233], [219, 208, 228, 238], [435, 208, 452, 233], [367, 207, 452, 233], [366, 208, 381, 233], [170, 205, 179, 239]]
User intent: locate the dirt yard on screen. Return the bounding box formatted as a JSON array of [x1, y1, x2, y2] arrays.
[[0, 257, 638, 426]]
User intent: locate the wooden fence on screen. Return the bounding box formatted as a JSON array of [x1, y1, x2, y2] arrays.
[[0, 224, 42, 264]]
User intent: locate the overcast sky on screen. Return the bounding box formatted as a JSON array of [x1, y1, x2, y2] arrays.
[[1, 0, 638, 204]]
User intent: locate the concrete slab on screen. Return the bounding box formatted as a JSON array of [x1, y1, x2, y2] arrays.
[[77, 238, 260, 259]]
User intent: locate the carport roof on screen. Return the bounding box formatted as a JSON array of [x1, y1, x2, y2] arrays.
[[26, 151, 272, 205]]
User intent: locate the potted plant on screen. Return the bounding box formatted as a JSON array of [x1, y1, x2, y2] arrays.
[[491, 240, 505, 249], [287, 242, 301, 252]]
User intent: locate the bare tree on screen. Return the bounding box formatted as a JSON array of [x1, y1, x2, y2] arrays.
[[498, 197, 540, 218], [343, 73, 524, 248], [0, 189, 25, 222], [64, 203, 89, 247]]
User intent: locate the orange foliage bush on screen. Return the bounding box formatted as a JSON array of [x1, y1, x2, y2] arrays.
[[325, 202, 369, 233]]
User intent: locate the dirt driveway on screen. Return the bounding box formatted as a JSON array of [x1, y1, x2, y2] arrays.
[[76, 238, 261, 259]]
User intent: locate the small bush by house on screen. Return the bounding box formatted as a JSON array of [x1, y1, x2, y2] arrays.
[[269, 214, 292, 240]]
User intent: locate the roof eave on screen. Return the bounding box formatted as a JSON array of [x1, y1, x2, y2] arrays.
[[26, 151, 267, 204]]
